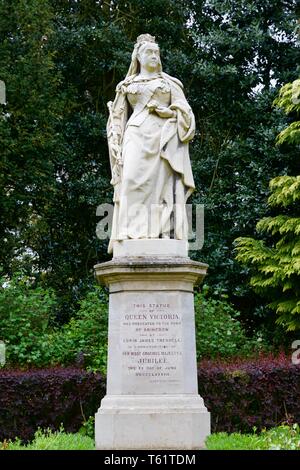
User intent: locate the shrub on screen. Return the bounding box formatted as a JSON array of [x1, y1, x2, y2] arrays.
[[198, 353, 300, 433], [78, 416, 95, 439], [0, 367, 105, 442], [0, 273, 57, 367], [0, 279, 108, 372], [49, 288, 108, 372], [195, 293, 268, 360], [1, 275, 268, 372], [235, 175, 300, 332], [1, 355, 299, 441]]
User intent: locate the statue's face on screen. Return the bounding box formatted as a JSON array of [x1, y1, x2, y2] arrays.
[[138, 43, 160, 72]]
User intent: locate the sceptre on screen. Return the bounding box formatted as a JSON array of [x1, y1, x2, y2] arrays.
[[107, 100, 123, 181]]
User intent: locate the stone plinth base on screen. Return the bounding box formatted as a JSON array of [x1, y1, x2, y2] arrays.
[[95, 395, 210, 450], [94, 242, 210, 450]]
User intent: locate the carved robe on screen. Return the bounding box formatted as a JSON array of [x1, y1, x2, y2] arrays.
[[107, 72, 195, 254]]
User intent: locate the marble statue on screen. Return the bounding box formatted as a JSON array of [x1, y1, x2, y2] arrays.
[[95, 35, 210, 449], [107, 34, 195, 254]]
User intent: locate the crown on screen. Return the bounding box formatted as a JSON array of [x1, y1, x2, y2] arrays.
[[136, 34, 156, 44]]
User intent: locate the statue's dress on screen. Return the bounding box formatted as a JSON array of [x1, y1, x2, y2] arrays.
[[107, 73, 195, 253]]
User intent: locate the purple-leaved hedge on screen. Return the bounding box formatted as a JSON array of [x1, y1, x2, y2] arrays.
[[0, 354, 299, 441], [198, 353, 300, 432], [0, 367, 105, 442]]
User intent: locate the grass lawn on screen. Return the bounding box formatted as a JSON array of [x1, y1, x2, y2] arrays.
[[1, 425, 299, 450], [206, 425, 300, 450]]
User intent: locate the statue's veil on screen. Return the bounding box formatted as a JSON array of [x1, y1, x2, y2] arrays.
[[125, 34, 162, 79], [123, 34, 183, 90]]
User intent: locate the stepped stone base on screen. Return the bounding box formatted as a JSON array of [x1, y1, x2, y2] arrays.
[[94, 240, 210, 450]]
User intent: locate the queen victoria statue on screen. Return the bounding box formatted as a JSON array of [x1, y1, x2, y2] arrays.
[[95, 34, 210, 450], [107, 33, 195, 254]]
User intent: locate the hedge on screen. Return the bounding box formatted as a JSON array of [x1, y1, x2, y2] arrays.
[[0, 354, 299, 441], [0, 367, 105, 442], [198, 353, 300, 433]]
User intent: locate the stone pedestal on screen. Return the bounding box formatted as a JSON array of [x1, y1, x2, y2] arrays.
[[94, 240, 210, 450]]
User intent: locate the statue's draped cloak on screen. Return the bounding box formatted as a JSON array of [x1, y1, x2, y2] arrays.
[[107, 72, 195, 253]]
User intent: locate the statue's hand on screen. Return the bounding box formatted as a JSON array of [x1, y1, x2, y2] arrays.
[[154, 106, 176, 119]]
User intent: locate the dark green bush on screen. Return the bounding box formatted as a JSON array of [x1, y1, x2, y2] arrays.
[[0, 272, 268, 372], [49, 288, 108, 372], [0, 273, 57, 366], [195, 292, 268, 360], [78, 415, 95, 440], [0, 273, 108, 372]]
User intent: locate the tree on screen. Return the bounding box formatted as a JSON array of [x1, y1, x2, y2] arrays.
[[186, 0, 300, 330], [0, 0, 64, 275], [0, 0, 192, 320], [275, 78, 300, 146], [235, 77, 300, 331], [1, 0, 299, 324]]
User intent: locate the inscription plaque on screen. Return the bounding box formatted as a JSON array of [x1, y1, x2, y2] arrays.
[[121, 302, 183, 385]]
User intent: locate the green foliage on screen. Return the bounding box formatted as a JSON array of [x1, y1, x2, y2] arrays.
[[0, 0, 66, 273], [188, 0, 300, 314], [0, 272, 57, 366], [235, 178, 300, 331], [235, 76, 300, 331], [0, 273, 108, 371], [50, 287, 108, 373], [0, 0, 111, 321], [0, 270, 269, 370], [206, 431, 260, 450], [268, 176, 300, 207], [78, 416, 95, 440], [0, 0, 299, 327], [274, 78, 300, 145], [2, 427, 95, 450], [206, 424, 300, 450], [195, 291, 268, 360]]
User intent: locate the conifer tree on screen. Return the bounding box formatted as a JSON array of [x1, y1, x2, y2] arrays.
[[235, 78, 300, 331]]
